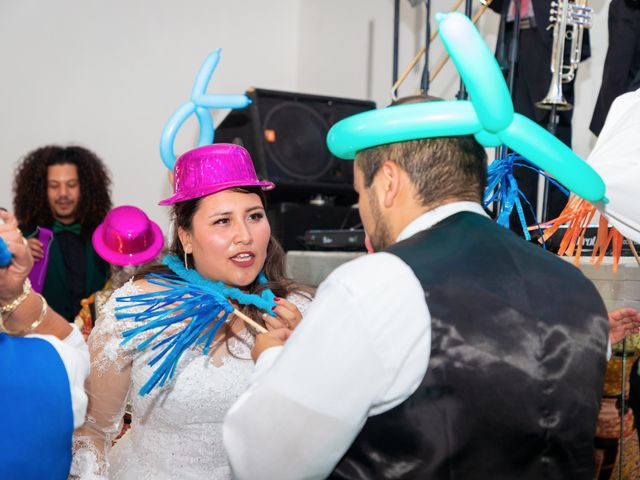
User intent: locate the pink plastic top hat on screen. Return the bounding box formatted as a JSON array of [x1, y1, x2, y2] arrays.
[[159, 144, 275, 206], [92, 206, 164, 266]]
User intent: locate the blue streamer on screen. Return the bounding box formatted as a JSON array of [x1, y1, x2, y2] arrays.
[[483, 152, 569, 243], [115, 258, 277, 395], [0, 237, 12, 267]]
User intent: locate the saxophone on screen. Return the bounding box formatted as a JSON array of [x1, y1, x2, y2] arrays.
[[536, 0, 592, 111]]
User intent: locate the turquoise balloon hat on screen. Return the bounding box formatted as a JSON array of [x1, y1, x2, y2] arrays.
[[327, 12, 607, 204], [160, 49, 252, 171]]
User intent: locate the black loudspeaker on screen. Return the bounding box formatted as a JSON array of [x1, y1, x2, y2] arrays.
[[215, 88, 376, 205], [267, 202, 361, 251]]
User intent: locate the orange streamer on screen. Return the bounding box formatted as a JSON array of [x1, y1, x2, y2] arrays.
[[529, 197, 624, 272]]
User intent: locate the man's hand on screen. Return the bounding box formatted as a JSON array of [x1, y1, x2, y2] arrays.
[[251, 328, 292, 362], [0, 210, 33, 304], [27, 237, 44, 261], [609, 307, 640, 345]]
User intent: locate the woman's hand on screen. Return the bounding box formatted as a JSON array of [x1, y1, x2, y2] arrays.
[[251, 328, 292, 362], [262, 297, 303, 331], [0, 210, 33, 304]]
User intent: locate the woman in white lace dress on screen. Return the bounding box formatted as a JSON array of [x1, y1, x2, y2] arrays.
[[70, 144, 312, 479]]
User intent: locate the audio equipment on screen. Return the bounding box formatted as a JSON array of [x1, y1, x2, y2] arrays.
[[302, 229, 366, 251], [536, 0, 592, 221], [267, 202, 361, 251], [536, 0, 592, 111], [539, 226, 640, 256], [215, 88, 375, 204]]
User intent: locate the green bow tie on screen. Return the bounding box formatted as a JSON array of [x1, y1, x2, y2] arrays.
[[53, 221, 82, 235]]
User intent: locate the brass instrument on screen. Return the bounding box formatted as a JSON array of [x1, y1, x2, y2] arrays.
[[536, 0, 592, 110]]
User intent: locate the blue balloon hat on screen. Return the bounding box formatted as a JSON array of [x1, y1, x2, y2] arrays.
[[327, 12, 607, 204], [160, 49, 251, 170]]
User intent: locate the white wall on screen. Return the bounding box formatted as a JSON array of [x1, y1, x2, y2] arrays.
[[575, 0, 610, 156], [296, 0, 498, 107], [0, 0, 300, 230], [0, 0, 611, 233]]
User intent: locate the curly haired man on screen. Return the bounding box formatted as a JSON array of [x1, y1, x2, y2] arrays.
[[13, 145, 112, 321]]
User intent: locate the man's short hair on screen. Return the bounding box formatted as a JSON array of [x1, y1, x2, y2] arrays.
[[355, 95, 487, 207]]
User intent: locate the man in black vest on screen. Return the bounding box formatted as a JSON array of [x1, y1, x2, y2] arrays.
[[224, 96, 611, 479], [12, 145, 112, 321]]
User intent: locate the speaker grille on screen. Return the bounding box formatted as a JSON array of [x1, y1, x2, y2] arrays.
[[263, 102, 332, 180], [214, 88, 376, 203]]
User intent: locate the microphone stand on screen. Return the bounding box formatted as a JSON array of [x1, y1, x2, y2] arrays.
[[420, 0, 432, 93], [619, 339, 627, 480], [393, 0, 401, 86], [508, 0, 523, 96], [495, 1, 522, 184], [540, 108, 559, 222]]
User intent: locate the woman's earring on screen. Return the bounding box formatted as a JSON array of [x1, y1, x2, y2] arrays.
[[183, 251, 189, 270]]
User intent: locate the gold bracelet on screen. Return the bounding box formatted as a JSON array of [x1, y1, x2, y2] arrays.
[[0, 278, 32, 316], [0, 291, 48, 336]]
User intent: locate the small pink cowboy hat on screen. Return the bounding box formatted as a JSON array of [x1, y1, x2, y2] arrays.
[[159, 143, 275, 206], [92, 206, 164, 266]]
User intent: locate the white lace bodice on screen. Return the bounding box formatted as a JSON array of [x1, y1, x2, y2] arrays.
[[71, 280, 310, 480]]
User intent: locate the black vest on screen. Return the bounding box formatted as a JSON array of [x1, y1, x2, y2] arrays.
[[331, 212, 608, 480]]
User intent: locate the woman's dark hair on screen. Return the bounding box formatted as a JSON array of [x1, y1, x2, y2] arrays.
[[13, 145, 112, 236], [136, 187, 313, 338]]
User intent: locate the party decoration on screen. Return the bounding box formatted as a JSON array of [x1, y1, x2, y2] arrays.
[[437, 12, 513, 133], [0, 237, 11, 267], [160, 49, 251, 170], [585, 89, 640, 243], [161, 255, 276, 312], [326, 12, 607, 204], [529, 89, 640, 271], [531, 197, 636, 273], [484, 153, 568, 241], [117, 274, 233, 395], [116, 255, 276, 395]]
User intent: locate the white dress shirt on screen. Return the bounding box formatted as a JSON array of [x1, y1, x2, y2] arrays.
[[27, 324, 90, 428], [223, 202, 488, 480]]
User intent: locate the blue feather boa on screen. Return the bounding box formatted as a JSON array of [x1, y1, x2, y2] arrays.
[[115, 256, 277, 395]]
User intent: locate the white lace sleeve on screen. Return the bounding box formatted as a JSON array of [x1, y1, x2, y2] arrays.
[[286, 290, 313, 317], [70, 281, 143, 479]]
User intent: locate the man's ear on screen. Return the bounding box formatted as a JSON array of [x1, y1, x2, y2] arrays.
[[177, 226, 192, 254], [380, 161, 401, 209]]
